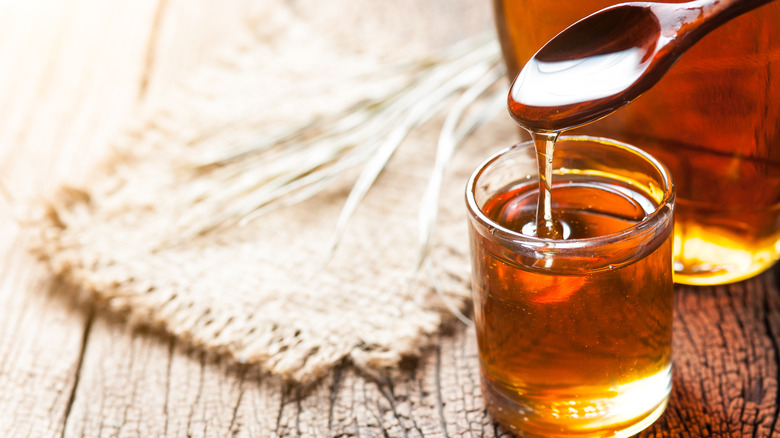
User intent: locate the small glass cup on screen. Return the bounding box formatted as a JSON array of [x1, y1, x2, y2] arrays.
[[466, 136, 675, 437]]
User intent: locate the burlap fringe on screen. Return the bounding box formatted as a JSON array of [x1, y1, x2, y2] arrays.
[[32, 0, 509, 382]]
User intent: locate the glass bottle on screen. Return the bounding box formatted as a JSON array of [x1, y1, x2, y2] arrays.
[[493, 0, 780, 285]]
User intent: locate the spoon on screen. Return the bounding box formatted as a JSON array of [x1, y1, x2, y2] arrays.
[[508, 0, 775, 132]]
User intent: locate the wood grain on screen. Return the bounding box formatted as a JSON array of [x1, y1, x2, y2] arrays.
[[0, 0, 778, 436], [0, 1, 159, 436]]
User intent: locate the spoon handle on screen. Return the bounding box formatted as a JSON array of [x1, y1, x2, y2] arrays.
[[658, 0, 776, 45]]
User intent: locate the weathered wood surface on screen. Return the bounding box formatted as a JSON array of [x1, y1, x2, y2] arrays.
[[0, 1, 779, 436]]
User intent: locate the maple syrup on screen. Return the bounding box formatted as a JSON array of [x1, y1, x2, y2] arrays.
[[467, 137, 674, 437]]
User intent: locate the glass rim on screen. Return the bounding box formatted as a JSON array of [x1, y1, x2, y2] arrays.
[[465, 135, 675, 250]]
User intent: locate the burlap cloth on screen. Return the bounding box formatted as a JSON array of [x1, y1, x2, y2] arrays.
[[34, 0, 518, 382]]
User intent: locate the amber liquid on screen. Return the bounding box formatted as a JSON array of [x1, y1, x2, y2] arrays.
[[470, 176, 673, 437], [494, 0, 780, 285], [532, 131, 562, 239]]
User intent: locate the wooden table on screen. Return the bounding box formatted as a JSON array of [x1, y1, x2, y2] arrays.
[[1, 1, 778, 436]]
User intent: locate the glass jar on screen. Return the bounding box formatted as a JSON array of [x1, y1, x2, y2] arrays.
[[467, 136, 674, 436], [493, 0, 780, 285]]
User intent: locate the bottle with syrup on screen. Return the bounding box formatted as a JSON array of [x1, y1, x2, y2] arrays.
[[493, 0, 780, 285]]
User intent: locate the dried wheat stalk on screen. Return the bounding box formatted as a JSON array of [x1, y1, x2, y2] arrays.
[[166, 34, 505, 283]]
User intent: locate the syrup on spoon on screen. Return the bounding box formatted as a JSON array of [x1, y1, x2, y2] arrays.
[[508, 0, 775, 132]]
